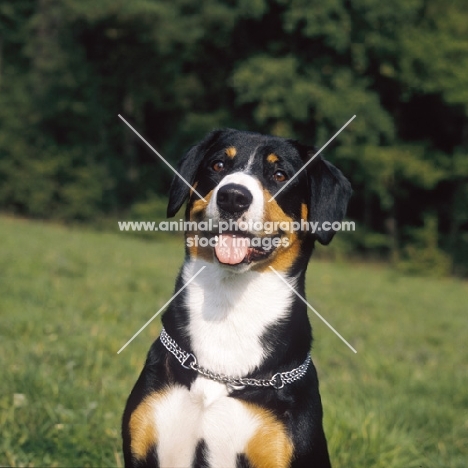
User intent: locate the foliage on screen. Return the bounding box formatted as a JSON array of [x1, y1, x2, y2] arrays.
[[0, 0, 467, 272], [397, 214, 452, 277]]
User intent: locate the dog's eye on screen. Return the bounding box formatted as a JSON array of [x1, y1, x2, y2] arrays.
[[212, 160, 225, 172], [273, 170, 287, 182]]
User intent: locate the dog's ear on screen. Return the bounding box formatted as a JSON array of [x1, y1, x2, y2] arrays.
[[307, 154, 352, 245], [167, 130, 223, 218]]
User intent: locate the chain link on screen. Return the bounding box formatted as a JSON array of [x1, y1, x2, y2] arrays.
[[160, 328, 310, 390]]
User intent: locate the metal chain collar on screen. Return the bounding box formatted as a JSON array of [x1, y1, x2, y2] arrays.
[[160, 327, 311, 390]]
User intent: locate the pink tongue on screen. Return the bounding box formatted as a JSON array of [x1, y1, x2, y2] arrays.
[[215, 235, 250, 265]]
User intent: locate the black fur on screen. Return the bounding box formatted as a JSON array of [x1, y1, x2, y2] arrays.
[[306, 155, 352, 245], [193, 440, 209, 468]]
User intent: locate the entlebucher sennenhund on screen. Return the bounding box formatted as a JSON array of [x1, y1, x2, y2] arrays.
[[122, 129, 352, 468]]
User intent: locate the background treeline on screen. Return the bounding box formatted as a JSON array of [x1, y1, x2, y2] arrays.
[[1, 0, 467, 275]]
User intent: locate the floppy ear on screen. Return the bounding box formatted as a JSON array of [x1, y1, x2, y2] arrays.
[[166, 130, 223, 218], [308, 155, 352, 245]]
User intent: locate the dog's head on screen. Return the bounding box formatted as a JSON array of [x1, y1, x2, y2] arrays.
[[167, 129, 352, 273]]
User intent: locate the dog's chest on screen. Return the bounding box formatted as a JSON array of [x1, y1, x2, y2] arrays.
[[143, 262, 296, 467], [153, 379, 259, 468], [183, 261, 294, 377]]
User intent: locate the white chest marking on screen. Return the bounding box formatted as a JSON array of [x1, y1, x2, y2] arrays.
[[183, 260, 294, 377], [154, 381, 260, 468]]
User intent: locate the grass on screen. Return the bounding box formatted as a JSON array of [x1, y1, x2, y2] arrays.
[[0, 216, 467, 467]]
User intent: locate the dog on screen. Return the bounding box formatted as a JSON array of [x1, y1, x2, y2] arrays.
[[122, 128, 352, 468]]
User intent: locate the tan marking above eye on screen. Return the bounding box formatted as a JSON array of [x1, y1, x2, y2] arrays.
[[266, 153, 279, 164], [225, 147, 237, 159], [301, 203, 308, 221]]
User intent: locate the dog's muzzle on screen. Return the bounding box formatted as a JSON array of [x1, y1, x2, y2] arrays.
[[203, 175, 284, 266]]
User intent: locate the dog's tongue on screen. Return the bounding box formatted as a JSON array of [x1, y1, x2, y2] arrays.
[[215, 234, 249, 265]]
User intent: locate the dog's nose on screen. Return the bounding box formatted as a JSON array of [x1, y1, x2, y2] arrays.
[[217, 183, 253, 215]]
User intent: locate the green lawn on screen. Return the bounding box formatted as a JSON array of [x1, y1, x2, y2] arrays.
[[0, 217, 467, 467]]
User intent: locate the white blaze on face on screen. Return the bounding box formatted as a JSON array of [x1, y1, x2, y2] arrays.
[[206, 172, 264, 265]]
